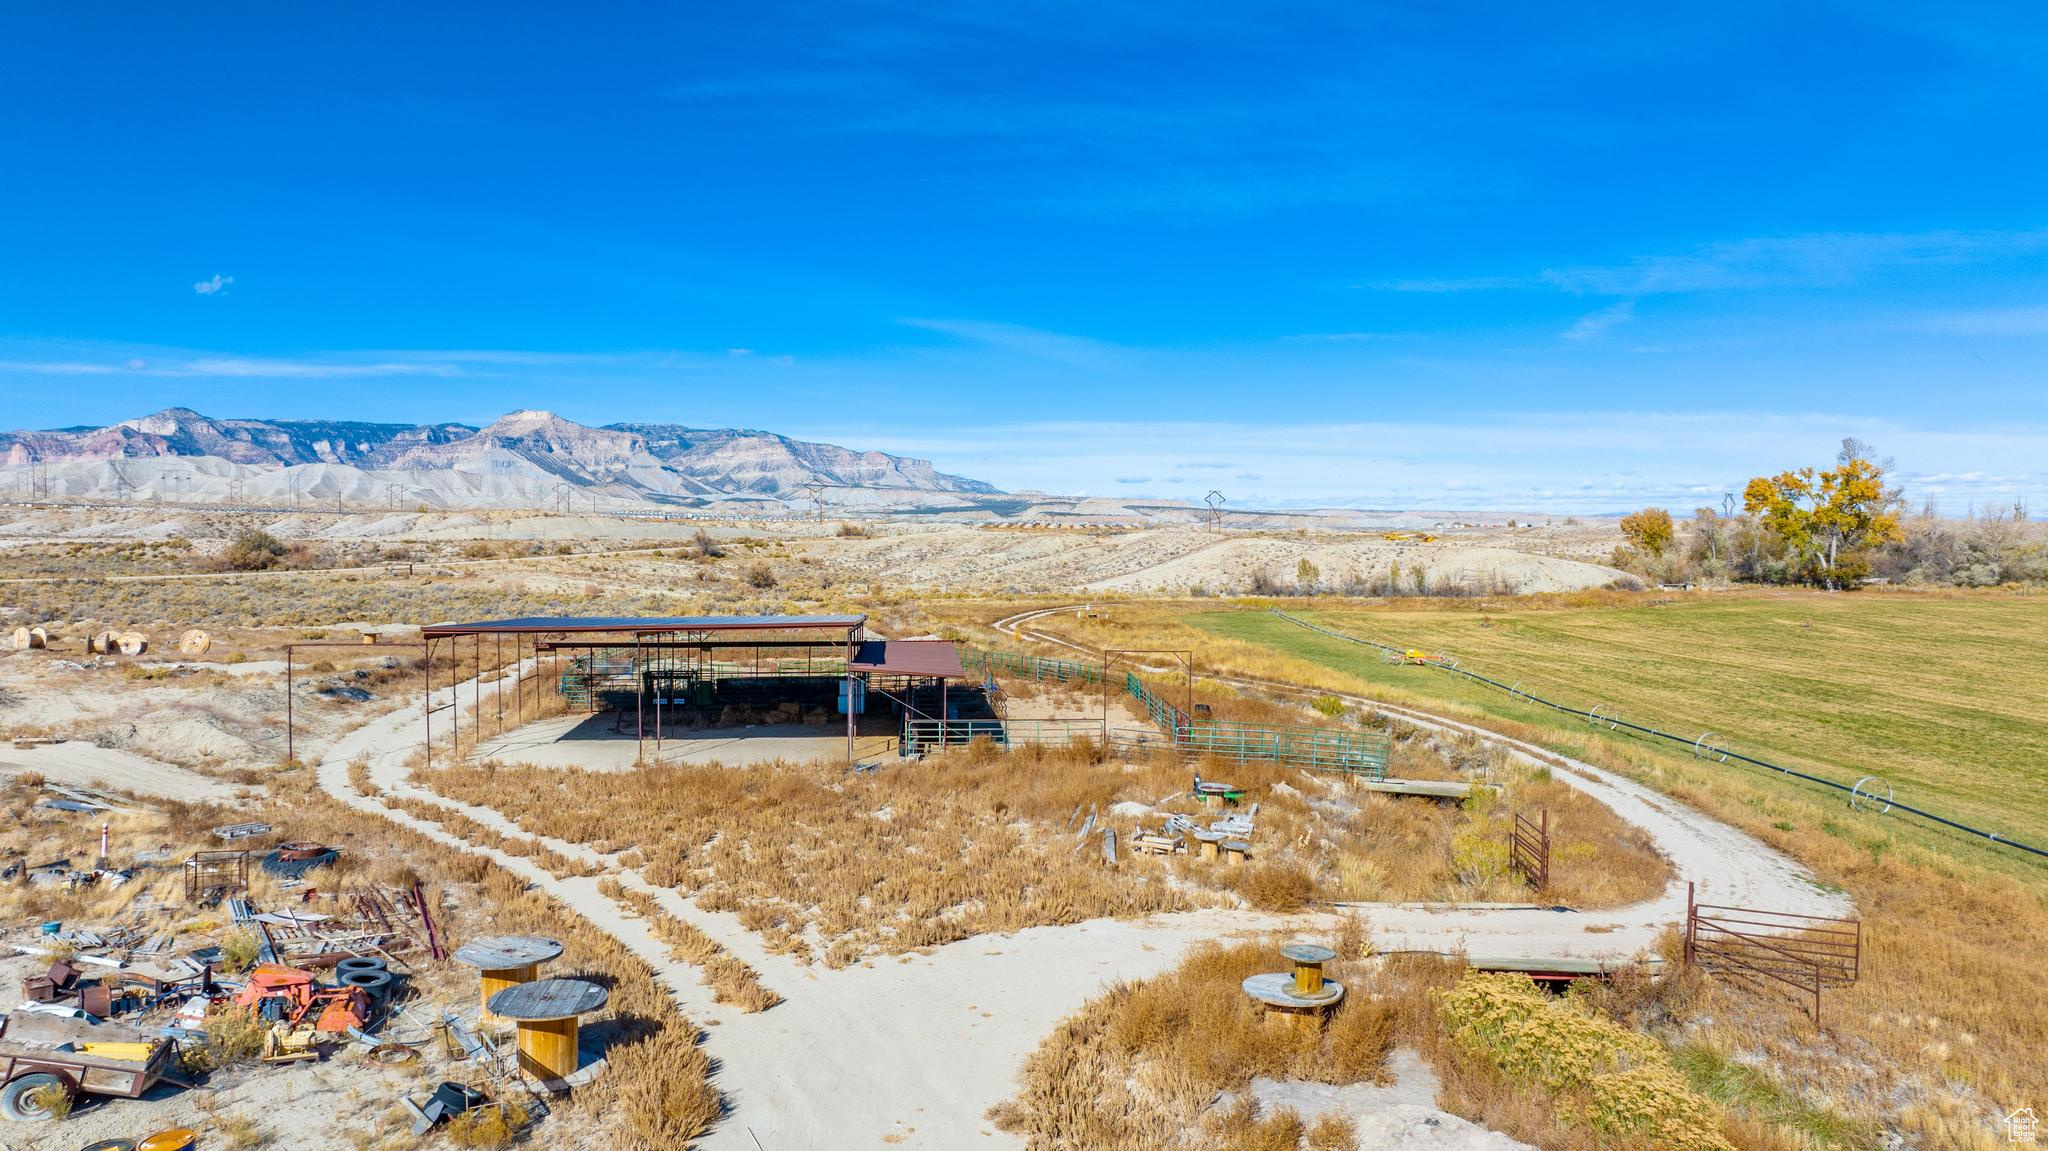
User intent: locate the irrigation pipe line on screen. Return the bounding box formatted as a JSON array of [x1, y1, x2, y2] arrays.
[[1265, 608, 2048, 862]]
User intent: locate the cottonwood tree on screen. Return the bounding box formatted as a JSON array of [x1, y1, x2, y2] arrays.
[[1619, 507, 1675, 557], [1742, 438, 1905, 588]]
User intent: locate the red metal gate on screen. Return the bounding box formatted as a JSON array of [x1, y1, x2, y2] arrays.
[[1507, 808, 1549, 890], [1683, 882, 1861, 1023]]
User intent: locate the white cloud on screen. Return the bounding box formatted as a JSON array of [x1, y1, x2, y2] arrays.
[[848, 412, 2048, 514], [1562, 300, 1636, 341], [1367, 228, 2048, 296], [1917, 304, 2048, 336], [193, 274, 233, 296]]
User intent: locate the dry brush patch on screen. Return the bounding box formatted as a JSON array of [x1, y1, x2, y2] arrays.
[[423, 744, 1206, 965], [415, 712, 1661, 967], [599, 878, 781, 1012], [988, 935, 1403, 1150], [381, 794, 600, 880]]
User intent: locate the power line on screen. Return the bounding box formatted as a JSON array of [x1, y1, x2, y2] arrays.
[[1266, 608, 2048, 862]]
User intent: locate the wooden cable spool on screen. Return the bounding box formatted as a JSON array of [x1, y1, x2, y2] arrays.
[[117, 631, 150, 656], [178, 629, 211, 656]]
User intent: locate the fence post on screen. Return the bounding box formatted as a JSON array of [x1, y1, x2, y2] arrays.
[[1683, 881, 1696, 966]]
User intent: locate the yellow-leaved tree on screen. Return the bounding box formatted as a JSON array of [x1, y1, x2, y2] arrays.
[[1742, 438, 1904, 588], [1618, 507, 1675, 557]]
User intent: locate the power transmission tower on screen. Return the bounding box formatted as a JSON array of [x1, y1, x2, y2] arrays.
[[1205, 490, 1226, 533], [553, 482, 570, 514], [388, 483, 405, 509], [800, 478, 827, 523], [227, 477, 246, 505]]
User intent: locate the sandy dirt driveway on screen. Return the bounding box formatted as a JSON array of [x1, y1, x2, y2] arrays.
[[0, 741, 241, 803]]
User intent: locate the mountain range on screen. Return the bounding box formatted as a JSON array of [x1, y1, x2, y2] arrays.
[[0, 408, 1000, 510]]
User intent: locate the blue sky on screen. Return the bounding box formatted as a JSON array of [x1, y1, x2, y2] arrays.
[[2, 3, 2045, 512]]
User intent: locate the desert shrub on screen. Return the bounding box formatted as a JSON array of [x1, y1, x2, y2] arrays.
[[1305, 1113, 1357, 1151], [218, 928, 261, 973], [182, 1005, 268, 1073], [216, 529, 288, 571], [835, 521, 870, 538], [1207, 1097, 1304, 1150], [1323, 995, 1396, 1081], [445, 1101, 527, 1148], [1433, 971, 1733, 1151], [744, 562, 777, 588], [23, 1081, 73, 1120], [1235, 861, 1314, 912], [215, 1113, 267, 1149]]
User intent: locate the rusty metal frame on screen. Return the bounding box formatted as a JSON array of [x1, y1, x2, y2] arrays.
[[1683, 881, 1862, 1024], [1507, 808, 1549, 890]]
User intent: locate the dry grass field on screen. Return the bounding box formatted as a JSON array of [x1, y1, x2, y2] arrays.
[[954, 589, 2048, 1150], [414, 717, 1666, 969], [9, 506, 2042, 1150]]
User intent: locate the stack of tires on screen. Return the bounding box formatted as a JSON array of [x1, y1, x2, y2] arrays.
[[336, 955, 395, 1001]]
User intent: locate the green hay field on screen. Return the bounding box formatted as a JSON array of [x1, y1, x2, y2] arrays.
[[1184, 590, 2048, 859]]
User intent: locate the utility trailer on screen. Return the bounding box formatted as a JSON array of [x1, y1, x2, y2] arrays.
[[0, 1012, 184, 1122]]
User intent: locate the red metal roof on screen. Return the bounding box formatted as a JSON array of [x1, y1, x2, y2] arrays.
[[848, 640, 965, 678]]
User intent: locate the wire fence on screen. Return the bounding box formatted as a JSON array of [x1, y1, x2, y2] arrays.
[[1122, 671, 1390, 777], [901, 717, 1105, 753], [1267, 608, 2047, 862], [959, 646, 1391, 776], [962, 647, 1105, 685]]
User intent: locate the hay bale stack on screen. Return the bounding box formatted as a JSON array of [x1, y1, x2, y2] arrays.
[[178, 629, 212, 656], [116, 631, 149, 656]]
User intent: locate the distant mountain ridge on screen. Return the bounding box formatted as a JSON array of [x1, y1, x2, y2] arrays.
[[0, 407, 1000, 508]]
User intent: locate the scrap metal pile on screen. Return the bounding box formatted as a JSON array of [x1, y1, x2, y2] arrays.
[[1, 804, 561, 1140]]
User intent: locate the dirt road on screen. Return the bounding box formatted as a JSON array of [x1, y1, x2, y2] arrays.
[[310, 628, 1849, 1150], [0, 741, 241, 803]]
